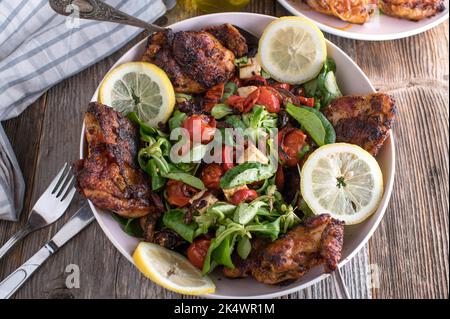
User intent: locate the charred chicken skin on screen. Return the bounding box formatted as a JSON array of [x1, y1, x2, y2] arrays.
[[305, 0, 444, 22], [223, 214, 344, 284], [324, 93, 396, 157], [74, 102, 163, 218], [379, 0, 445, 20], [304, 0, 375, 24], [143, 24, 247, 94], [202, 24, 248, 58]]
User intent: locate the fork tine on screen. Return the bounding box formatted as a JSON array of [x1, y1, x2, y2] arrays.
[[53, 167, 71, 195], [60, 187, 76, 207], [58, 176, 74, 200], [44, 163, 68, 194]]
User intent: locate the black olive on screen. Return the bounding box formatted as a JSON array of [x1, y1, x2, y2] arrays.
[[277, 110, 289, 128]]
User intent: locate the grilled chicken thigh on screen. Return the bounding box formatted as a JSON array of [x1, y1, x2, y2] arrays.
[[143, 24, 247, 94], [379, 0, 445, 20], [304, 0, 375, 24], [324, 93, 396, 156], [74, 102, 163, 218], [223, 214, 344, 284], [202, 24, 248, 58]]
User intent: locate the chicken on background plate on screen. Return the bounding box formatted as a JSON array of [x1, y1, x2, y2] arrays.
[[303, 0, 445, 22], [379, 0, 445, 20]]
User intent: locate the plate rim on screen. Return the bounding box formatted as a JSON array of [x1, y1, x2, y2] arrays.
[[79, 12, 396, 298], [277, 0, 449, 41]]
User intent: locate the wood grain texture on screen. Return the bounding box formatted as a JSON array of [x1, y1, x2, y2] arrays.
[[370, 85, 449, 299], [0, 95, 47, 276], [0, 1, 448, 299]]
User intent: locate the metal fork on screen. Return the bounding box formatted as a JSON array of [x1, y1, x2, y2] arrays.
[[0, 163, 76, 260], [332, 267, 351, 299]]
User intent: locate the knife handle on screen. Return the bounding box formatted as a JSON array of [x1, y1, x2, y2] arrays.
[[0, 244, 55, 299]]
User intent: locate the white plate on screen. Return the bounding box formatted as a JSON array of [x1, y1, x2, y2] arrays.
[[278, 0, 449, 41], [80, 13, 395, 298]]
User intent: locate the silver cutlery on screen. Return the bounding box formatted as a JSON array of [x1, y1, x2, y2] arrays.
[[332, 267, 351, 299], [0, 163, 76, 260], [49, 0, 165, 33], [49, 0, 261, 45], [0, 203, 94, 299]]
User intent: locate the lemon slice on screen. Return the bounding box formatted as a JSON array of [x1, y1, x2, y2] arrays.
[[257, 16, 327, 84], [99, 62, 175, 127], [301, 143, 384, 225], [133, 242, 215, 295]]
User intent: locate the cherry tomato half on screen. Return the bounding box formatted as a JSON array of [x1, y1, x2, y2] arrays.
[[243, 88, 261, 113], [230, 189, 258, 205], [201, 164, 223, 189], [257, 86, 281, 113], [278, 128, 307, 167], [166, 179, 198, 207], [298, 96, 315, 108], [222, 145, 235, 172], [226, 95, 245, 113], [203, 83, 225, 112], [182, 115, 216, 144], [187, 238, 211, 269], [272, 82, 291, 91]]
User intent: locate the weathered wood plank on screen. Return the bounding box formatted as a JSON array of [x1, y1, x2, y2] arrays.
[[285, 247, 372, 299], [0, 1, 448, 300], [0, 95, 47, 279], [370, 85, 449, 299], [356, 22, 449, 90]]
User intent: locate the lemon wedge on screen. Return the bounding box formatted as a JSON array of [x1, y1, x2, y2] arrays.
[[301, 143, 384, 225], [133, 242, 215, 295], [257, 16, 327, 84], [99, 62, 175, 127]]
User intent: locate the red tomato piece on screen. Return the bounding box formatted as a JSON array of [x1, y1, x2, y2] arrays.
[[182, 115, 216, 144], [257, 86, 281, 113], [222, 145, 235, 172], [166, 180, 198, 207], [243, 88, 260, 113], [203, 83, 225, 112], [272, 82, 291, 91], [201, 164, 223, 189], [278, 128, 307, 167], [226, 95, 245, 113], [298, 96, 315, 107], [230, 189, 258, 205], [187, 238, 211, 269]]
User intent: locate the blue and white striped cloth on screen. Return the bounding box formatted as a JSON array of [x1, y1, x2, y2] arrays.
[[0, 0, 170, 221]]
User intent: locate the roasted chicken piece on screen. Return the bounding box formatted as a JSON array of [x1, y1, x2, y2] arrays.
[[202, 24, 248, 58], [324, 93, 396, 157], [74, 102, 163, 218], [379, 0, 445, 20], [304, 0, 375, 24], [223, 214, 344, 284], [143, 24, 248, 94]]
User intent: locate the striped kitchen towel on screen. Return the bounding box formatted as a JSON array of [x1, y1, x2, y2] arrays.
[[0, 0, 172, 221], [0, 125, 25, 221]]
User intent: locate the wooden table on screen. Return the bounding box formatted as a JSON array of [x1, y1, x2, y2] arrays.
[[1, 1, 448, 299]]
